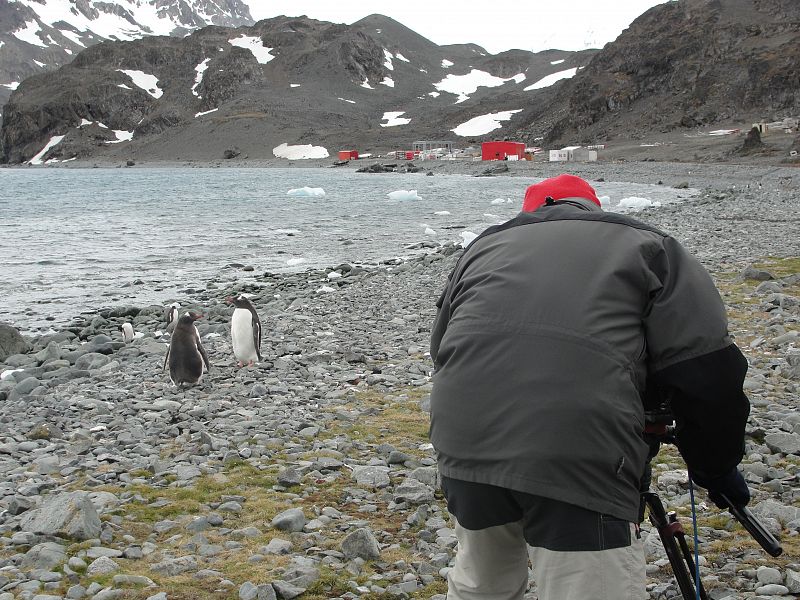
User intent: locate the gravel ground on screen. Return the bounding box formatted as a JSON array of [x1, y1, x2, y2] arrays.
[[0, 161, 798, 600]]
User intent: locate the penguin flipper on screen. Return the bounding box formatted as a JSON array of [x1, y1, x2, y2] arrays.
[[163, 346, 171, 372], [197, 339, 210, 371], [252, 313, 262, 361]]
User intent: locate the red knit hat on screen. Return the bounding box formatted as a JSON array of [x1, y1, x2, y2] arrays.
[[522, 174, 601, 212]]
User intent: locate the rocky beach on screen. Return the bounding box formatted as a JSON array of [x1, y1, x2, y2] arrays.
[[0, 161, 799, 600]]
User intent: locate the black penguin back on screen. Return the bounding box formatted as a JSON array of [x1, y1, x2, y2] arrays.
[[169, 315, 204, 385]]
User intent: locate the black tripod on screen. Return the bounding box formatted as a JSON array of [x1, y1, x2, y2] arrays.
[[643, 416, 782, 600]]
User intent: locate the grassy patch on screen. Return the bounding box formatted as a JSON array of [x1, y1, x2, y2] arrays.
[[321, 388, 431, 456], [752, 257, 800, 279]]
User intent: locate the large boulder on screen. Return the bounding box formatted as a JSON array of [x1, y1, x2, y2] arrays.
[[0, 323, 29, 361], [19, 491, 102, 541]]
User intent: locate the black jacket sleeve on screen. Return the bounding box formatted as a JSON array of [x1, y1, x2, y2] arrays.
[[649, 345, 750, 478], [644, 236, 750, 478]]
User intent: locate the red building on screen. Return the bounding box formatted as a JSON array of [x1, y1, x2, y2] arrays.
[[338, 150, 359, 160], [481, 141, 525, 161]]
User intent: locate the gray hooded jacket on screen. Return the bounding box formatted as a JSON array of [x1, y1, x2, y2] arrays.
[[430, 199, 749, 522]]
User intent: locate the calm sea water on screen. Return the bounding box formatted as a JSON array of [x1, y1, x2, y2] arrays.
[[0, 167, 697, 332]]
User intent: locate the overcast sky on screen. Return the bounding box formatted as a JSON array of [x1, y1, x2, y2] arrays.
[[243, 0, 671, 54]]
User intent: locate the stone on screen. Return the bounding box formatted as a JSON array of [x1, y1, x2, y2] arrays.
[[764, 432, 800, 455], [341, 527, 380, 561], [0, 323, 29, 360], [757, 566, 784, 585], [21, 542, 67, 571], [352, 465, 390, 488], [74, 352, 111, 371], [19, 492, 102, 541], [394, 478, 435, 504], [85, 556, 120, 576], [277, 467, 302, 487], [262, 538, 293, 555], [272, 580, 304, 600], [753, 583, 789, 595], [150, 555, 198, 576], [271, 508, 306, 532]]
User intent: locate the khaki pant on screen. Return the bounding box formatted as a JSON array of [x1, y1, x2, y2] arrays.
[[447, 517, 647, 600]]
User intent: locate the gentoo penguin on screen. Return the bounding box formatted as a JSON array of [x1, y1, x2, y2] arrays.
[[226, 295, 262, 367], [121, 322, 135, 343], [163, 311, 210, 386], [165, 302, 180, 331]]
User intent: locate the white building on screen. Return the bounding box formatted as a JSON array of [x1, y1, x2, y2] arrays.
[[549, 146, 597, 162]]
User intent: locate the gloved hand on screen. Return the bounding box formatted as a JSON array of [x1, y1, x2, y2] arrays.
[[692, 467, 750, 510]]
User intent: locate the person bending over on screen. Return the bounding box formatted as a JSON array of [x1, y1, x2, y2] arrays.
[[429, 174, 750, 600]]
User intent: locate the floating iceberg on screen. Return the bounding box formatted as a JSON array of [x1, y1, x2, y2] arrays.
[[460, 231, 478, 247], [287, 258, 306, 266], [387, 190, 421, 201], [618, 197, 661, 210], [287, 187, 326, 198]]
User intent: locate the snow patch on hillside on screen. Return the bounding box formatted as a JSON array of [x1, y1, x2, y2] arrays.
[[381, 112, 410, 127], [229, 35, 274, 64], [13, 21, 47, 47], [118, 69, 163, 98], [273, 143, 329, 160], [434, 69, 523, 103], [451, 109, 522, 136], [524, 67, 578, 90]]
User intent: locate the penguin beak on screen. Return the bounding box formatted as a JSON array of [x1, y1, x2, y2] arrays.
[[225, 296, 234, 304]]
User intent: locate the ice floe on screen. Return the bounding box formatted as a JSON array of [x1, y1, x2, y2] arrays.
[[460, 231, 478, 247], [387, 190, 420, 201], [287, 187, 326, 198], [618, 197, 661, 210]]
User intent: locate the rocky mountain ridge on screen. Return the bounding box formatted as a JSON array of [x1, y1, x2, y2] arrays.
[[2, 0, 799, 165], [514, 0, 800, 146], [0, 0, 254, 108], [0, 13, 593, 164]]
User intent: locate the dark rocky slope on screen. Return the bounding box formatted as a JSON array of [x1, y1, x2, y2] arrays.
[[0, 0, 254, 109], [0, 14, 592, 164], [513, 0, 800, 146]]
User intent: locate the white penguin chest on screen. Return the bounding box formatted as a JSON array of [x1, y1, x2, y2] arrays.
[[231, 308, 256, 359]]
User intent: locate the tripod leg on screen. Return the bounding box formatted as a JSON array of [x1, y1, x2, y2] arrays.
[[675, 530, 709, 600], [643, 493, 701, 600]]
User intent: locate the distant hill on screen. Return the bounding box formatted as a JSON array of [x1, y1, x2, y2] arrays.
[[0, 0, 254, 109], [512, 0, 800, 146], [0, 13, 593, 163]]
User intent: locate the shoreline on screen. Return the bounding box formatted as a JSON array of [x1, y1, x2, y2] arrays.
[[4, 155, 798, 187], [2, 160, 799, 335]]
